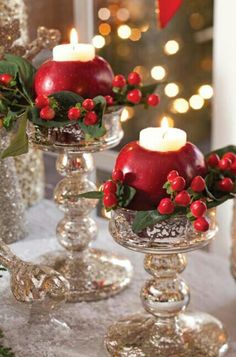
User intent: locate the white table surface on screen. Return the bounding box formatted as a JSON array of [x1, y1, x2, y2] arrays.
[[0, 200, 236, 357]]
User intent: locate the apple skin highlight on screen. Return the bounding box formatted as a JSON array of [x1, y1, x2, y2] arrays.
[[114, 141, 207, 210]]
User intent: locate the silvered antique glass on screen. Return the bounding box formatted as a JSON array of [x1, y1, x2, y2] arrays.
[[28, 109, 133, 302], [105, 208, 229, 357]]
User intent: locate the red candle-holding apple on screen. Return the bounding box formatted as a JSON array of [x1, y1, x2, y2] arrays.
[[34, 29, 114, 98], [114, 118, 207, 210]]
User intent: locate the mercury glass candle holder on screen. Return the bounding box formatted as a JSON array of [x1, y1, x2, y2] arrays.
[[28, 109, 133, 302], [105, 208, 229, 357]]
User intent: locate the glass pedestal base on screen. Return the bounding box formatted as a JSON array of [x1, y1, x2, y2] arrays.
[[105, 312, 228, 357], [40, 248, 133, 303]]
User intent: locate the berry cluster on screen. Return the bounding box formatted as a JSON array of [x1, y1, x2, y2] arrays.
[[207, 152, 236, 191], [102, 169, 124, 209], [0, 73, 14, 86], [112, 72, 160, 107], [158, 170, 209, 232]]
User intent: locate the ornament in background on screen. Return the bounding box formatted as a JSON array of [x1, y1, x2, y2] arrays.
[[0, 130, 26, 244], [157, 0, 183, 28], [14, 148, 45, 208], [231, 198, 236, 279]]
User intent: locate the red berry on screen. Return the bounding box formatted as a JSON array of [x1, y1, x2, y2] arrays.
[[194, 217, 209, 232], [84, 111, 98, 125], [167, 170, 179, 182], [127, 72, 141, 86], [112, 169, 124, 182], [0, 73, 13, 85], [218, 177, 234, 192], [112, 75, 126, 88], [223, 152, 236, 164], [191, 176, 206, 192], [171, 176, 186, 192], [105, 95, 114, 106], [40, 106, 55, 120], [147, 94, 160, 107], [82, 98, 95, 111], [218, 158, 232, 170], [158, 198, 175, 215], [103, 193, 118, 209], [230, 161, 236, 175], [68, 107, 81, 120], [174, 190, 191, 207], [127, 89, 142, 104], [190, 200, 207, 218], [35, 94, 50, 108], [103, 180, 117, 194], [207, 153, 220, 167]]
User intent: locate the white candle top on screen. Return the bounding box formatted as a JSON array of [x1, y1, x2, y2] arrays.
[[53, 28, 95, 62], [139, 127, 187, 152]]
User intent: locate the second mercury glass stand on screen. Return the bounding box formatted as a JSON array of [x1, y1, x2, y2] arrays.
[[105, 208, 228, 357], [28, 110, 132, 302]]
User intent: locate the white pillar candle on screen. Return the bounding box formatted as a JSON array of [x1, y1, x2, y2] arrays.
[[139, 120, 187, 152], [53, 28, 95, 62]]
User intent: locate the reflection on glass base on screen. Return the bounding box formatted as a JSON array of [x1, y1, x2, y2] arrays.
[[105, 312, 228, 357], [40, 248, 133, 303]]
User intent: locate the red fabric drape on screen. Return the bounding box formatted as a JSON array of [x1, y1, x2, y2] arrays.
[[158, 0, 183, 28]]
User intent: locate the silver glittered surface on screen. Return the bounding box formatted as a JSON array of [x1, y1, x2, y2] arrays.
[[0, 130, 27, 244]]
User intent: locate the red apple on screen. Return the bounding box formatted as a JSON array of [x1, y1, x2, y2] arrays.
[[34, 56, 114, 98], [114, 141, 207, 210]]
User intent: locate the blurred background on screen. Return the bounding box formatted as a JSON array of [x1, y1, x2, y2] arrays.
[[26, 0, 213, 152]]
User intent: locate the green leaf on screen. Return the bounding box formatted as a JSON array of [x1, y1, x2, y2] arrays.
[[0, 61, 18, 77], [78, 191, 103, 199], [4, 54, 36, 99], [50, 91, 83, 108], [206, 194, 235, 209], [207, 145, 236, 158], [29, 107, 70, 128], [79, 121, 106, 139], [140, 83, 158, 96], [117, 184, 136, 207], [0, 113, 28, 159], [132, 210, 170, 233]]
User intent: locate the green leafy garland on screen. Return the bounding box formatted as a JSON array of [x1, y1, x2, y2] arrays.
[[80, 145, 236, 233], [0, 267, 15, 357], [0, 54, 159, 159]]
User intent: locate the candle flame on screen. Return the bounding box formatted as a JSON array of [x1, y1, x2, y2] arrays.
[[161, 116, 169, 130], [70, 28, 79, 46]]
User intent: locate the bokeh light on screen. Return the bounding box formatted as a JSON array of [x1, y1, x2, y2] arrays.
[[164, 40, 180, 55], [189, 95, 204, 110], [130, 28, 142, 42], [99, 23, 111, 36], [198, 85, 213, 99], [172, 98, 189, 114], [117, 24, 132, 39], [98, 8, 111, 21], [92, 35, 105, 49], [133, 65, 149, 80], [151, 66, 166, 81], [117, 8, 130, 21], [121, 107, 135, 122], [164, 83, 180, 97], [140, 24, 150, 32]]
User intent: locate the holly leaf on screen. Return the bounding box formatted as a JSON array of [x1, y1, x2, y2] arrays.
[[78, 191, 103, 199], [0, 112, 28, 159], [117, 184, 136, 207], [0, 61, 18, 78], [4, 54, 36, 99]]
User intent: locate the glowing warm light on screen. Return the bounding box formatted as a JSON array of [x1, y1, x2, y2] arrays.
[[98, 7, 111, 21], [70, 28, 78, 46], [172, 98, 189, 114], [130, 28, 141, 41], [164, 40, 180, 55], [189, 95, 204, 110], [133, 65, 148, 80], [99, 23, 111, 36], [160, 115, 174, 128], [117, 8, 130, 21], [164, 83, 179, 98], [198, 85, 213, 99], [121, 107, 134, 122], [117, 24, 132, 39], [151, 66, 166, 81], [140, 24, 150, 32], [92, 35, 105, 49]]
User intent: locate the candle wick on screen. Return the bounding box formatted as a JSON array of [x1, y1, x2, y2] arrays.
[[162, 130, 168, 139]]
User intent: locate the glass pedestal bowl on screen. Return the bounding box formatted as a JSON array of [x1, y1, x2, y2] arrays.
[[28, 109, 133, 303], [105, 208, 229, 357]]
